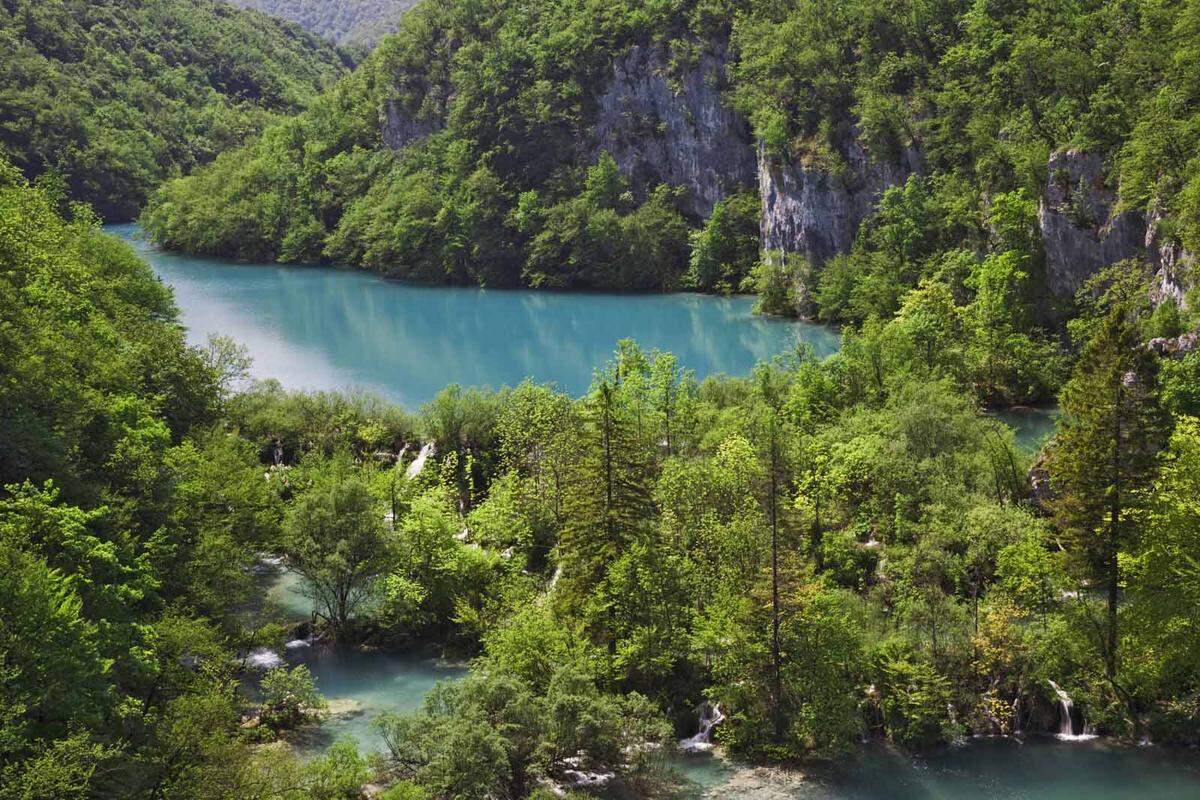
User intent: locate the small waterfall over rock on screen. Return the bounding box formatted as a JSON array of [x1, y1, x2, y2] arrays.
[[1048, 680, 1097, 740], [405, 442, 435, 480], [679, 701, 725, 754], [246, 647, 284, 670]]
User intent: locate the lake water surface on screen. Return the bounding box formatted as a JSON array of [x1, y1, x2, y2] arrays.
[[989, 406, 1060, 452], [110, 224, 837, 407], [680, 739, 1200, 799]]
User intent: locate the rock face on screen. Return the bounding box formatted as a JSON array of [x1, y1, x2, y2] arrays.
[[1148, 331, 1199, 358], [1038, 149, 1146, 298], [1146, 202, 1194, 308], [589, 44, 756, 220], [382, 98, 443, 150], [758, 139, 921, 266]]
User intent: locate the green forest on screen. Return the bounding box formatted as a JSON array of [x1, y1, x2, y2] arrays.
[[0, 0, 350, 220], [142, 0, 1200, 310], [7, 151, 1200, 795], [4, 0, 1200, 798]]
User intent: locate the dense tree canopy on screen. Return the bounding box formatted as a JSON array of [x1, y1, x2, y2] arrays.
[[6, 0, 1200, 795], [143, 0, 1200, 338], [0, 0, 350, 220], [8, 134, 1200, 794]]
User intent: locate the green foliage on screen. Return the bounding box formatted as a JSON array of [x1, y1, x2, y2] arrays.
[[229, 381, 417, 463], [0, 0, 349, 220], [686, 192, 762, 292], [751, 252, 808, 317], [299, 740, 373, 800], [0, 538, 108, 749], [876, 654, 956, 752], [1047, 280, 1171, 678], [260, 665, 327, 729], [1125, 417, 1200, 702], [142, 0, 724, 290], [698, 577, 864, 757], [284, 455, 396, 636], [0, 166, 222, 504], [12, 0, 1200, 770], [376, 666, 672, 800]]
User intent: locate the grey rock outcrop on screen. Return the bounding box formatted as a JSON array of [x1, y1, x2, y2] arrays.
[[1146, 201, 1194, 309], [589, 44, 755, 219], [1148, 331, 1198, 358], [382, 98, 443, 150], [1038, 149, 1146, 298], [758, 139, 921, 266]]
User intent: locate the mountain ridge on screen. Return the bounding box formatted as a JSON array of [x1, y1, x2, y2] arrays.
[[225, 0, 418, 46]]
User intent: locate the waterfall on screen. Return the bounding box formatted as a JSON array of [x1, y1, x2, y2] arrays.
[[246, 647, 284, 670], [405, 442, 435, 480], [679, 702, 725, 754], [1047, 680, 1097, 740]]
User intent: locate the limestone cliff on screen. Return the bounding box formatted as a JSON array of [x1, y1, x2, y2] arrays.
[[1146, 202, 1194, 309], [1038, 149, 1146, 298], [382, 98, 443, 150], [380, 41, 755, 220], [376, 51, 1194, 312], [757, 139, 921, 266], [588, 44, 756, 220]]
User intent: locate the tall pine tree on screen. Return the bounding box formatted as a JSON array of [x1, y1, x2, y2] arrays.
[[1048, 299, 1170, 680], [556, 377, 656, 629]]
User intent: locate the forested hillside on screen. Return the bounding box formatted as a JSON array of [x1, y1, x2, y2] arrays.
[[225, 0, 417, 47], [145, 0, 1199, 328], [8, 0, 1200, 797], [0, 0, 351, 220], [8, 147, 1200, 796]]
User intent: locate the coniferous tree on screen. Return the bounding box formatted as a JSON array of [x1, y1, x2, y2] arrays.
[[751, 365, 794, 742], [1048, 299, 1170, 680], [556, 378, 656, 634]]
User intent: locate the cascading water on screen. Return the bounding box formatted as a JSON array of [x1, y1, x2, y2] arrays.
[[679, 702, 725, 754], [405, 442, 435, 480], [1047, 680, 1097, 740], [246, 647, 284, 670]]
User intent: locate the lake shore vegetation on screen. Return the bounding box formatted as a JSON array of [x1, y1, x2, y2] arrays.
[[5, 154, 1200, 798]]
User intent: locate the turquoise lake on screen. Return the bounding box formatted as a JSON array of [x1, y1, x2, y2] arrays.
[[110, 224, 837, 408], [681, 739, 1200, 799]]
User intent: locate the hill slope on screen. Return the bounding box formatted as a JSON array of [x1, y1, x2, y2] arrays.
[[145, 0, 1200, 319], [225, 0, 417, 47], [0, 0, 352, 220]]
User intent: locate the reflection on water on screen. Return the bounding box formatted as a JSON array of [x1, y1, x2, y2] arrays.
[[265, 568, 312, 622], [677, 739, 1200, 799], [109, 224, 839, 408], [256, 567, 464, 756], [990, 406, 1060, 452], [285, 647, 466, 756]]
